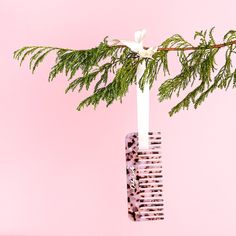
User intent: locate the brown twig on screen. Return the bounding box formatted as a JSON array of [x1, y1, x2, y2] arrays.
[[143, 40, 236, 51]]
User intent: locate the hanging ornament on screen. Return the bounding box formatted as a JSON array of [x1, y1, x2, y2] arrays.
[[114, 29, 164, 221]]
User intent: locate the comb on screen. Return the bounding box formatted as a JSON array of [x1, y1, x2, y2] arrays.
[[125, 131, 164, 221]]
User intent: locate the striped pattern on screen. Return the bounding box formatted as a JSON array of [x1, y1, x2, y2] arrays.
[[125, 132, 164, 221]]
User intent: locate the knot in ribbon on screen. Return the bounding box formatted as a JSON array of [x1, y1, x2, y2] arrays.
[[108, 29, 157, 59]]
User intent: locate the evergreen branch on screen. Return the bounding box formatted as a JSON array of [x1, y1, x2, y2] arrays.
[[158, 28, 236, 116], [149, 33, 236, 52], [194, 46, 234, 108], [169, 81, 206, 116], [13, 28, 236, 115], [77, 56, 140, 110]]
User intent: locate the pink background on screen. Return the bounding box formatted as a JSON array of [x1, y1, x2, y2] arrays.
[[1, 0, 236, 235]]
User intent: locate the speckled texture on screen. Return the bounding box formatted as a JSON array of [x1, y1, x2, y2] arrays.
[[125, 132, 164, 221]]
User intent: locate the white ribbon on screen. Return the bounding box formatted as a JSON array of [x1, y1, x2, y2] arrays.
[[136, 61, 149, 149], [109, 29, 157, 150], [108, 29, 157, 59]]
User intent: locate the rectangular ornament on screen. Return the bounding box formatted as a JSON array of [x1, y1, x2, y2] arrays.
[[125, 131, 164, 221]]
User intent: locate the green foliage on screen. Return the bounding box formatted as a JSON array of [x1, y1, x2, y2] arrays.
[[158, 28, 236, 116], [13, 28, 236, 116]]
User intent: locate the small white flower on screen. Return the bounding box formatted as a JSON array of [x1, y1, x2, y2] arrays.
[[108, 29, 157, 59]]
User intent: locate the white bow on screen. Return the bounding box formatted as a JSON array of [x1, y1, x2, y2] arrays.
[[108, 29, 157, 59]]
